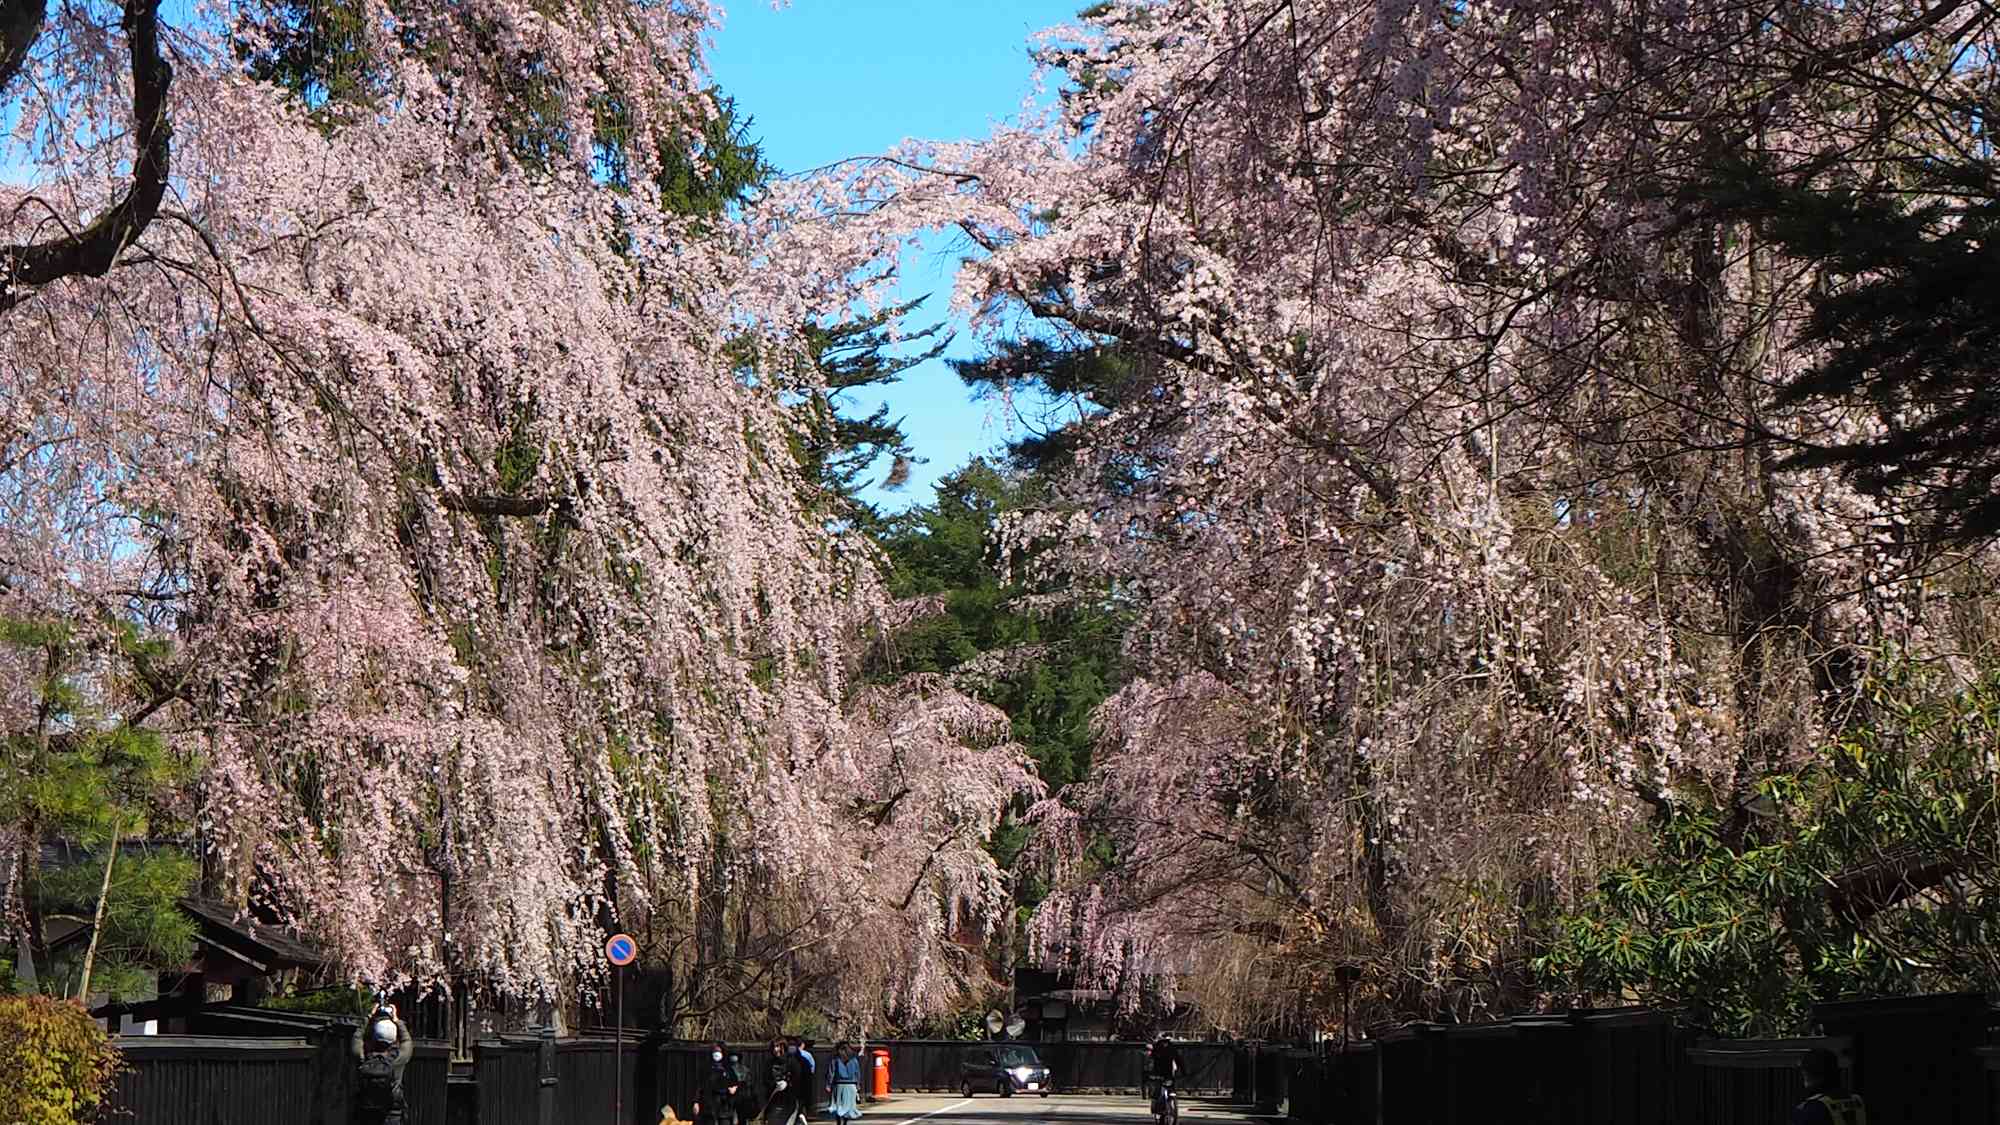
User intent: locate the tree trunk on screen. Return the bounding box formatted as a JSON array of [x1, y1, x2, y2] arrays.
[[20, 826, 50, 993], [74, 819, 121, 1003]]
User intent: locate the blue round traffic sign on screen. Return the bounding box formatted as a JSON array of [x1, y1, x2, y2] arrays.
[[605, 933, 637, 966]]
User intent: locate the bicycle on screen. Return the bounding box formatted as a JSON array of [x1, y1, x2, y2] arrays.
[[1150, 1078, 1178, 1125]]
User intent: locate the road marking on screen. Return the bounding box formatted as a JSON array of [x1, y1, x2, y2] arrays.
[[883, 1099, 972, 1125]]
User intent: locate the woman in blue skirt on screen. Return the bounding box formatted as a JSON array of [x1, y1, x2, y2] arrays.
[[825, 1042, 864, 1123]]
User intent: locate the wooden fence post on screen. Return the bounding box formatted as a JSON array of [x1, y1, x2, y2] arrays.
[[313, 1021, 355, 1125], [537, 1027, 558, 1125]]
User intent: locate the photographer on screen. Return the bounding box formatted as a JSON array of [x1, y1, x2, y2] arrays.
[[349, 1003, 414, 1125]]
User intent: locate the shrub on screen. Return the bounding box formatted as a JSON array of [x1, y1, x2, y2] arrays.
[[0, 995, 121, 1125], [257, 985, 373, 1016], [1536, 661, 2000, 1035]]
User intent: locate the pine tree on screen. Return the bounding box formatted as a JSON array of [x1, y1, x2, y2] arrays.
[[870, 461, 1127, 793], [2, 618, 195, 1002], [1703, 154, 2000, 542], [799, 299, 950, 507]]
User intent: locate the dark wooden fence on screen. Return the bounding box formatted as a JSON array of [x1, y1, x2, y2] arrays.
[[108, 1029, 452, 1125], [109, 1036, 323, 1125], [103, 991, 2000, 1125], [1981, 1044, 2000, 1118], [1258, 992, 1997, 1125]]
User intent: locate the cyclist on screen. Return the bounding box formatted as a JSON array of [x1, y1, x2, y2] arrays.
[[1146, 1036, 1181, 1123]]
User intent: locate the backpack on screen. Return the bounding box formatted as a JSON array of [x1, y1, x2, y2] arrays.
[[356, 1052, 399, 1113], [1806, 1093, 1868, 1125]]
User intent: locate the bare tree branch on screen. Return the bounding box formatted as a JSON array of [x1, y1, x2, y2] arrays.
[[0, 0, 45, 96], [1, 0, 173, 311]]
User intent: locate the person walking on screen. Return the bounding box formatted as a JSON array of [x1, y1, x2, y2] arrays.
[[350, 1004, 414, 1125], [824, 1041, 864, 1125], [793, 1039, 817, 1125], [762, 1039, 800, 1125], [695, 1041, 740, 1125], [729, 1050, 759, 1125], [1792, 1048, 1867, 1125]]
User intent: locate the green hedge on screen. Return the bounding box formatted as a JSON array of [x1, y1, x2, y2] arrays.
[[0, 995, 121, 1125]]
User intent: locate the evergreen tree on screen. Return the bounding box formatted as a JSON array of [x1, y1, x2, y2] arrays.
[[799, 299, 950, 506], [1703, 154, 2000, 542], [2, 618, 196, 1001], [949, 338, 1142, 478], [1538, 661, 2000, 1036], [871, 461, 1126, 792], [654, 94, 774, 222]]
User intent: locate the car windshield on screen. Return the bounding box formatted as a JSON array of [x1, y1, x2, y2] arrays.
[[997, 1047, 1041, 1068]]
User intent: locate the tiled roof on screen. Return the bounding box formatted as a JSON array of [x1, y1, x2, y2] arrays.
[[178, 897, 325, 969]]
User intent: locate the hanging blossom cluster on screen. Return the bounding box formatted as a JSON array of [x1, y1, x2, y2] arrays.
[[799, 0, 2000, 1021], [1, 0, 1036, 1008], [815, 676, 1045, 1024]]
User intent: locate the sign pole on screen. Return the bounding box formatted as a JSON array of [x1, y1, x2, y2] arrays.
[[606, 934, 638, 1125], [615, 964, 624, 1125]]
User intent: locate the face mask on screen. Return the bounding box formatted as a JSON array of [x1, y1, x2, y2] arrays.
[[713, 1052, 724, 1062]]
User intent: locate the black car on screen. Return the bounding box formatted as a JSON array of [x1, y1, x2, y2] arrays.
[[959, 1044, 1053, 1097]]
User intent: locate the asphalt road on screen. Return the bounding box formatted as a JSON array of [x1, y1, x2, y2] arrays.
[[844, 1093, 1244, 1125]]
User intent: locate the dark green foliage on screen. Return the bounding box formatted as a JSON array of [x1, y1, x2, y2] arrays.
[[1536, 661, 2000, 1035], [2, 617, 197, 1001], [949, 338, 1138, 477], [238, 0, 384, 117], [871, 462, 1125, 792], [256, 985, 375, 1015], [800, 299, 950, 503], [1702, 154, 2000, 541], [655, 93, 774, 221], [29, 852, 198, 1001], [0, 618, 191, 841], [592, 88, 775, 223]]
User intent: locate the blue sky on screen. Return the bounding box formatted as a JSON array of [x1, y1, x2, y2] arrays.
[[710, 1, 1081, 507]]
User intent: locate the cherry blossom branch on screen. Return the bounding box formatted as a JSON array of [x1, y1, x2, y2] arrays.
[[895, 830, 963, 913], [1791, 0, 1976, 81], [440, 492, 563, 517], [0, 0, 172, 312]]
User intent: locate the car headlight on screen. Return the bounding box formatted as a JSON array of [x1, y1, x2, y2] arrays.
[[1012, 1066, 1034, 1080]]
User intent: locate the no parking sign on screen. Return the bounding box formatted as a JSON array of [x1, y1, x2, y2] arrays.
[[606, 932, 637, 966]]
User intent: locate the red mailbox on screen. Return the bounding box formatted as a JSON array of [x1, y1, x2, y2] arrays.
[[871, 1048, 890, 1097]]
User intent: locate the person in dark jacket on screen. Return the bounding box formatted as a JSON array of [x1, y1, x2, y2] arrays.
[[792, 1039, 817, 1125], [729, 1051, 759, 1124], [349, 1005, 414, 1125], [762, 1039, 800, 1125], [1143, 1036, 1181, 1102], [695, 1041, 739, 1125], [1791, 1048, 1867, 1125]]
